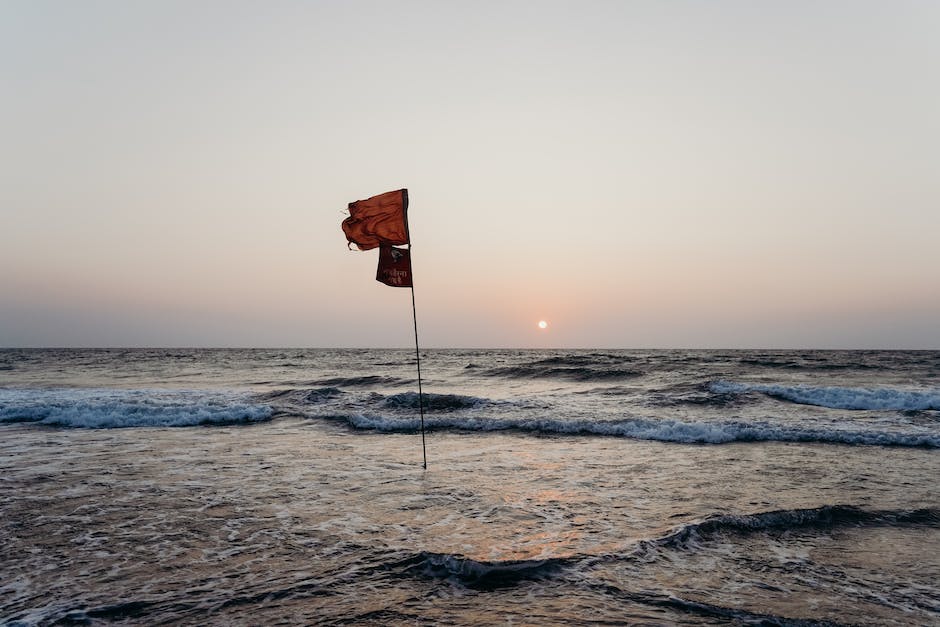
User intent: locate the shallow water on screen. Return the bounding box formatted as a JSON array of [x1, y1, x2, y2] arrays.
[[2, 349, 939, 625]]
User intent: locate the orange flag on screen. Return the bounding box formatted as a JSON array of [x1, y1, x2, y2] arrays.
[[342, 189, 409, 251]]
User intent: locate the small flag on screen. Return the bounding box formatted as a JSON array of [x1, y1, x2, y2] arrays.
[[342, 189, 409, 251], [376, 245, 413, 287]]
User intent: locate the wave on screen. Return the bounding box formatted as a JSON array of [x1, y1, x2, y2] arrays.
[[314, 413, 940, 447], [395, 551, 571, 590], [646, 383, 741, 408], [466, 353, 642, 382], [395, 505, 940, 592], [739, 358, 808, 370], [387, 505, 939, 624], [591, 580, 840, 626], [650, 505, 940, 553], [0, 389, 273, 428], [311, 375, 411, 387], [573, 386, 638, 397], [257, 387, 345, 404], [711, 381, 940, 411], [739, 357, 882, 371], [479, 365, 642, 382], [255, 388, 492, 413], [528, 353, 629, 367], [382, 391, 486, 411]]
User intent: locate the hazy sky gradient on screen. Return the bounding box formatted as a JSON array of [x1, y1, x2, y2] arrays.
[[2, 1, 938, 348]]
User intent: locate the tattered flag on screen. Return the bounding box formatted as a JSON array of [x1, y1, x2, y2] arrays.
[[342, 189, 409, 251]]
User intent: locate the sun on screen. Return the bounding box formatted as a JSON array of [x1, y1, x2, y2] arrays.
[[537, 320, 548, 330]]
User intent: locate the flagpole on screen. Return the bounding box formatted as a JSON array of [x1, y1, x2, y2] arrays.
[[343, 187, 425, 468], [409, 245, 428, 470]]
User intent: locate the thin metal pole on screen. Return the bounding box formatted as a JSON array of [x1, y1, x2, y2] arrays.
[[410, 261, 427, 469]]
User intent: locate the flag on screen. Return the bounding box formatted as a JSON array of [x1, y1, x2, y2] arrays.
[[339, 188, 427, 467], [376, 245, 413, 287], [342, 189, 409, 251]]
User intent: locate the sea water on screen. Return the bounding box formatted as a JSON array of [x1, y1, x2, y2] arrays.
[[1, 349, 939, 625]]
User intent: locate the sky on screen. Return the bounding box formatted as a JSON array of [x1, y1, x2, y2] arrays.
[[2, 0, 938, 349]]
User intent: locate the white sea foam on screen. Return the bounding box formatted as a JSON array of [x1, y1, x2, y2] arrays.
[[0, 388, 273, 428], [710, 381, 940, 411], [329, 413, 940, 447]]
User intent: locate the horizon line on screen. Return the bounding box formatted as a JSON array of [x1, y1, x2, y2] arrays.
[[2, 346, 939, 352]]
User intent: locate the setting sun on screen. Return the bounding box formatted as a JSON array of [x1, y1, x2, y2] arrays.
[[538, 320, 548, 330]]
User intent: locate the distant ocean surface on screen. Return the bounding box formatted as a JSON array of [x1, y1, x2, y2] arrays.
[[2, 348, 939, 625]]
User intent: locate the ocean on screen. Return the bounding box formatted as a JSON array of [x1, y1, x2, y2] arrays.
[[1, 348, 939, 625]]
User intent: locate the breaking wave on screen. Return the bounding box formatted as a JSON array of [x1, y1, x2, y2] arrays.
[[316, 413, 940, 447], [0, 389, 273, 428], [711, 381, 940, 411]]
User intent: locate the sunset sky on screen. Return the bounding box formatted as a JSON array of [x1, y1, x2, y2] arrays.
[[2, 1, 938, 348]]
